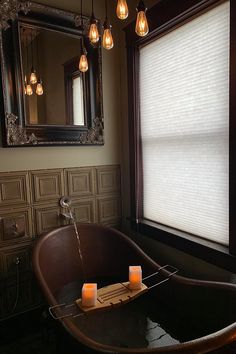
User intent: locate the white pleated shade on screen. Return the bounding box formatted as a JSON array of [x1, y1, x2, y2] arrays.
[[139, 1, 229, 245]]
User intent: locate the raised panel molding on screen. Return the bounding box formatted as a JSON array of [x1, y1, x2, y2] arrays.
[[0, 172, 30, 208], [31, 170, 64, 204], [1, 244, 31, 279], [71, 198, 96, 223], [64, 167, 94, 198], [0, 164, 121, 317], [0, 207, 33, 244], [97, 196, 121, 226], [34, 204, 64, 235], [96, 166, 120, 195]]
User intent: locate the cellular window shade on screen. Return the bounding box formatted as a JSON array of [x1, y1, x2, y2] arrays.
[[139, 1, 229, 245]]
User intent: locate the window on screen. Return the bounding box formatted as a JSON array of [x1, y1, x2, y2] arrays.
[[126, 0, 236, 269], [140, 1, 229, 245]]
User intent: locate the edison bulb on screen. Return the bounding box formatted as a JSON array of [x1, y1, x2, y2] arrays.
[[102, 29, 114, 50], [89, 23, 99, 44], [135, 10, 149, 37], [79, 54, 88, 72], [26, 84, 33, 96], [36, 80, 43, 95], [30, 68, 37, 84], [116, 0, 129, 20]]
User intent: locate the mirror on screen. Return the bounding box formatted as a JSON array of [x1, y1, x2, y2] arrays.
[[0, 2, 104, 146]]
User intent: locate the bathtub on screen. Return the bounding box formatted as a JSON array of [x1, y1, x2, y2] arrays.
[[32, 223, 236, 353]]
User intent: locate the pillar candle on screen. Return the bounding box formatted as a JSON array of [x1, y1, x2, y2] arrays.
[[81, 283, 97, 307], [129, 265, 142, 290]]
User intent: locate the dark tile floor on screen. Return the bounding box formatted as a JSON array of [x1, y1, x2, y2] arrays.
[[0, 308, 56, 354]]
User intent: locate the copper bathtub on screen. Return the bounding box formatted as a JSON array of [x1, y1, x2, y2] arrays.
[[32, 223, 236, 353]]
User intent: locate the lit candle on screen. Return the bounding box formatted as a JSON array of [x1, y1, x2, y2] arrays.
[[129, 265, 142, 290], [81, 283, 97, 307]]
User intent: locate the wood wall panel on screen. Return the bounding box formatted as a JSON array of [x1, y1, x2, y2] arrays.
[[95, 166, 120, 195], [0, 172, 30, 208], [31, 170, 64, 204], [71, 198, 96, 223], [0, 164, 121, 317], [0, 207, 33, 244], [64, 167, 94, 198], [1, 244, 31, 279], [34, 205, 63, 235], [97, 196, 121, 226]]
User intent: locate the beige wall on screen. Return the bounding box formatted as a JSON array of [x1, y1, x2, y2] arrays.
[[0, 0, 121, 172]]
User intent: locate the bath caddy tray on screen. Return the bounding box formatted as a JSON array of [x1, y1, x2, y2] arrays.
[[49, 264, 178, 320], [76, 281, 148, 313]]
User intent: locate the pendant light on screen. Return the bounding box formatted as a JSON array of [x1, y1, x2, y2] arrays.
[[36, 79, 43, 95], [88, 0, 99, 44], [102, 0, 114, 50], [36, 30, 44, 96], [79, 53, 89, 72], [135, 0, 149, 37], [79, 0, 88, 72], [30, 32, 37, 84], [116, 0, 129, 20]]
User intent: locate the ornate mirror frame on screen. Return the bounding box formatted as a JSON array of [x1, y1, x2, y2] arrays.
[[0, 1, 104, 147]]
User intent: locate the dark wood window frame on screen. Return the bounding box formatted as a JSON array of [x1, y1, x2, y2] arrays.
[[125, 0, 236, 273]]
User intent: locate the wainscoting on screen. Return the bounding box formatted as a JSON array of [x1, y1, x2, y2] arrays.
[[0, 164, 121, 319]]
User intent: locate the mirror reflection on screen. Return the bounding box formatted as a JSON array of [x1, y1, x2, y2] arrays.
[[20, 25, 86, 126]]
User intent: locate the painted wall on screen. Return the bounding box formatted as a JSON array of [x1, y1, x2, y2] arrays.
[[0, 0, 121, 172]]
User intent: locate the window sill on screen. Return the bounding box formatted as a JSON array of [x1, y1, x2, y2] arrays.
[[137, 219, 236, 273]]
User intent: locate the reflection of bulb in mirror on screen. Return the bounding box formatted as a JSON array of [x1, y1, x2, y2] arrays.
[[135, 10, 149, 37], [89, 23, 99, 44], [24, 76, 27, 95], [36, 80, 43, 95], [30, 68, 37, 84], [26, 84, 33, 96], [79, 54, 88, 72], [116, 0, 129, 20], [102, 29, 114, 50]]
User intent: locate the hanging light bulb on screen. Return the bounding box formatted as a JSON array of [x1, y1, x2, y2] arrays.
[[36, 78, 44, 95], [30, 67, 37, 84], [89, 23, 99, 44], [102, 26, 114, 50], [79, 53, 88, 72], [102, 0, 114, 50], [89, 0, 99, 44], [135, 0, 149, 37], [26, 83, 33, 96], [116, 0, 129, 20]]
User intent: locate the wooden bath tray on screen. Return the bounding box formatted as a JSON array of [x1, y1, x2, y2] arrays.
[[48, 264, 178, 320], [76, 282, 148, 313]]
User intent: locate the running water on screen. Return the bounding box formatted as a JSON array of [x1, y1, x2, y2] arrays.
[[60, 196, 86, 280]]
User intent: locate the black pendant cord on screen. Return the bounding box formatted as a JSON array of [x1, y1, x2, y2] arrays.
[[31, 31, 34, 69], [26, 33, 29, 82], [36, 30, 40, 79], [105, 0, 108, 20], [80, 0, 83, 29], [23, 29, 27, 81], [80, 0, 86, 55], [91, 0, 94, 15]]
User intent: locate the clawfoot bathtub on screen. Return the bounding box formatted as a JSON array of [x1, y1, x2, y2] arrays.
[[32, 223, 236, 353]]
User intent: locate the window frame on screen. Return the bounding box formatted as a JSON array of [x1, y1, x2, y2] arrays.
[[125, 0, 236, 272]]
